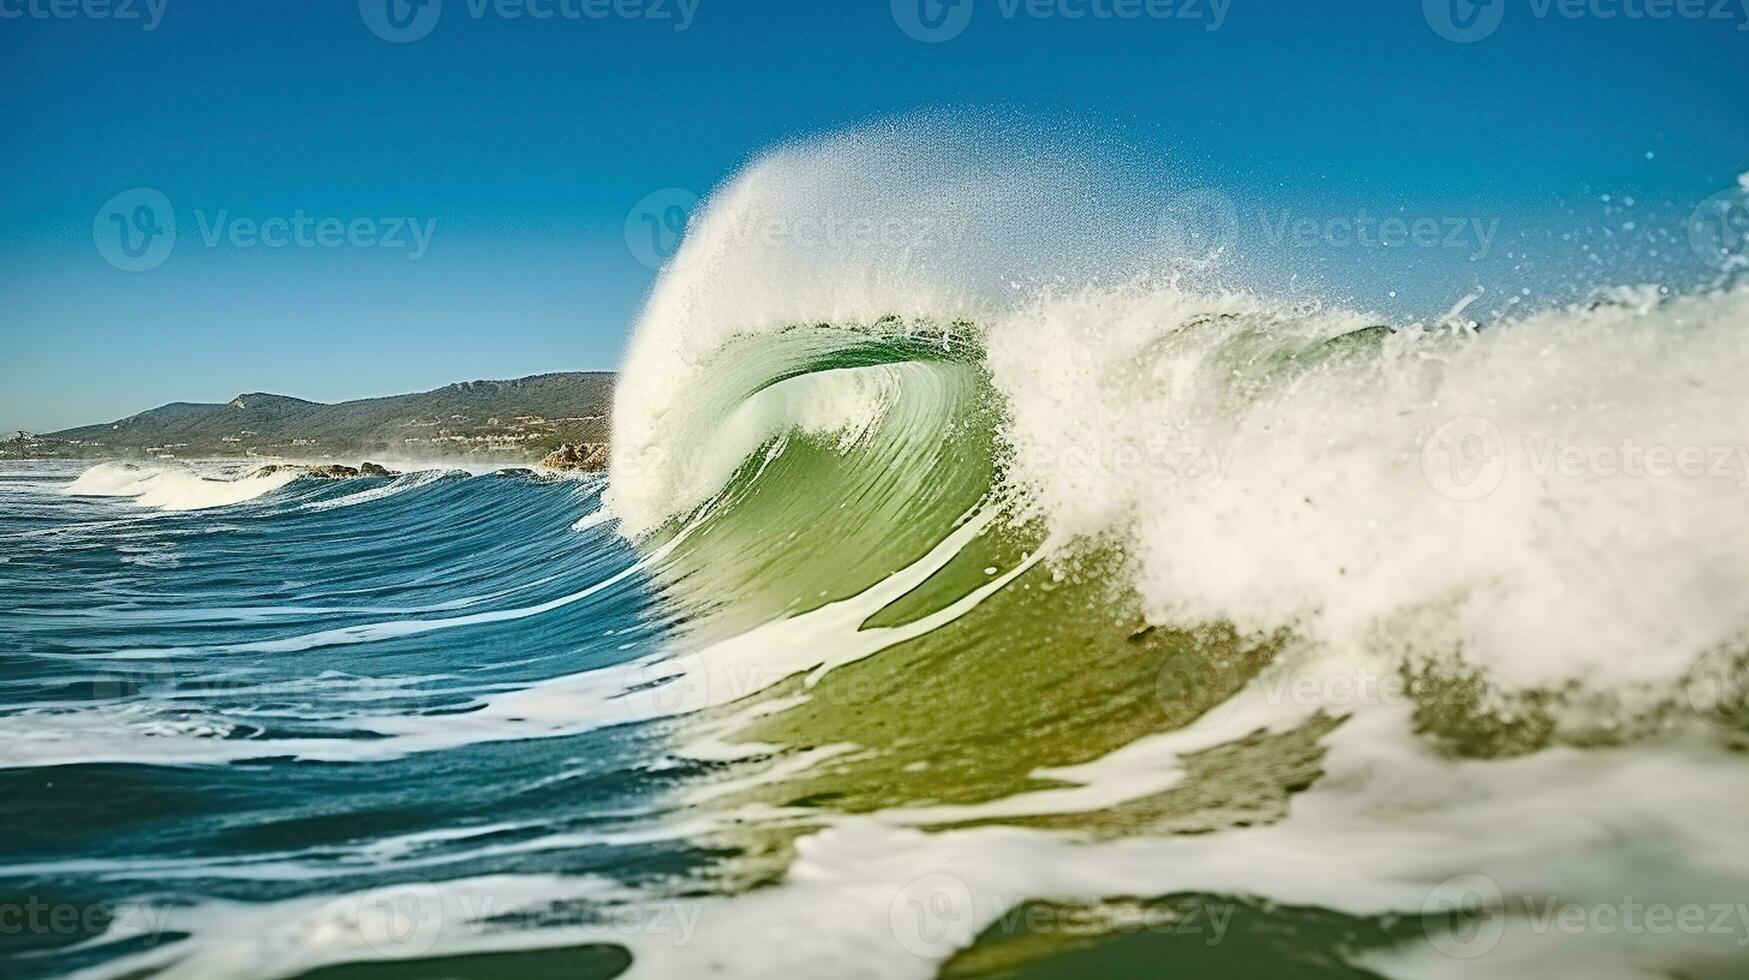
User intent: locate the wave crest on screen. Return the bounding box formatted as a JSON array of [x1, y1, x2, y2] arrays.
[[609, 119, 1749, 720], [66, 461, 304, 511]]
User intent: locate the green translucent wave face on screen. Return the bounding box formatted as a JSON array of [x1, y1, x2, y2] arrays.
[[626, 319, 1616, 863], [632, 327, 1293, 871]]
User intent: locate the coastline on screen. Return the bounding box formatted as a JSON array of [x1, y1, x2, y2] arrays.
[[2, 371, 613, 470], [1, 443, 611, 474]]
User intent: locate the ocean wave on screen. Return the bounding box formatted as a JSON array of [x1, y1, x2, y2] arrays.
[[298, 468, 455, 512], [65, 461, 304, 511], [610, 120, 1749, 718], [13, 122, 1749, 980], [578, 122, 1749, 977]]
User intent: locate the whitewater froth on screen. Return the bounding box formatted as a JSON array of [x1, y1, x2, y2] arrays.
[[992, 281, 1749, 703], [66, 460, 303, 510], [611, 118, 1749, 713]]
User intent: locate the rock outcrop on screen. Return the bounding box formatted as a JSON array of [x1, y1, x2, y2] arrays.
[[540, 443, 609, 473], [305, 462, 398, 480], [308, 464, 359, 479]]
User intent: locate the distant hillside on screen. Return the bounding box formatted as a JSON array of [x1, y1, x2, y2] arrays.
[[6, 373, 613, 462]]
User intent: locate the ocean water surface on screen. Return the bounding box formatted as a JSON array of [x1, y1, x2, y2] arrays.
[[5, 125, 1749, 979]]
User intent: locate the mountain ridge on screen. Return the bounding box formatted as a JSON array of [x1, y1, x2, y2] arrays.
[[8, 372, 613, 462]]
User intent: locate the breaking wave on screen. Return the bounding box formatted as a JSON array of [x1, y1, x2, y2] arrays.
[[592, 120, 1749, 977], [65, 461, 306, 511]]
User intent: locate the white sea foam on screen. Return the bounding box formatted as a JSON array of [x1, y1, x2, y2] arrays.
[[59, 873, 649, 980], [623, 700, 1749, 980], [990, 282, 1749, 698], [66, 461, 302, 511], [572, 507, 618, 532]]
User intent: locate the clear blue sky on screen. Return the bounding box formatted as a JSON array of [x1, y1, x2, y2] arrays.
[[2, 0, 1746, 433]]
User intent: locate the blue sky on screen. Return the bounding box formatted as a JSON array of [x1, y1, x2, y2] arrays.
[[2, 0, 1746, 433]]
